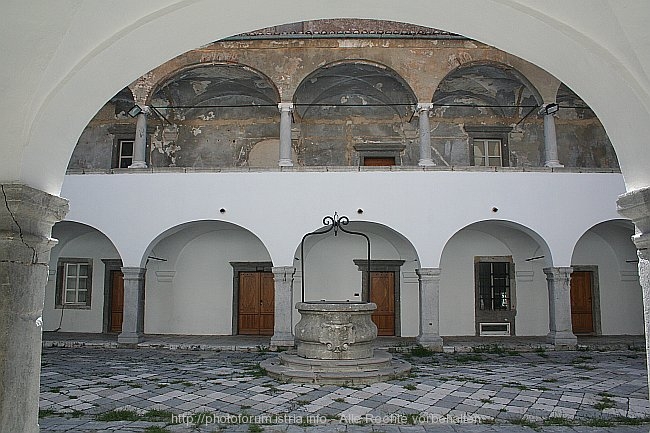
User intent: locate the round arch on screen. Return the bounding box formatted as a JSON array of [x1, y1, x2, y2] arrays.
[[10, 3, 650, 193], [433, 60, 544, 111], [291, 219, 421, 336], [439, 219, 553, 337]]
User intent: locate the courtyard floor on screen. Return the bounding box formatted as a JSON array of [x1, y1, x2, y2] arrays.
[[38, 341, 650, 432]]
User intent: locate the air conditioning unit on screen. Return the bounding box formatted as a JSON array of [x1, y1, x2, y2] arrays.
[[479, 322, 511, 336]]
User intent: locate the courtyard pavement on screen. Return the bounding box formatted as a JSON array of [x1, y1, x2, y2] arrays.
[[38, 342, 650, 432]]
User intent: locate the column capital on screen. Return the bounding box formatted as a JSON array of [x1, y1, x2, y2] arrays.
[[618, 186, 650, 234], [278, 102, 294, 112], [416, 102, 434, 113], [416, 267, 441, 279], [121, 266, 147, 279], [543, 266, 573, 279], [272, 266, 296, 278]]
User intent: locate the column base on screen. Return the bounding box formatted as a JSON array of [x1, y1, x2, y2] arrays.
[[418, 159, 436, 167], [128, 161, 148, 169], [117, 332, 144, 345], [278, 159, 293, 167], [270, 333, 295, 348], [546, 331, 577, 348], [544, 160, 564, 168], [415, 334, 444, 351]]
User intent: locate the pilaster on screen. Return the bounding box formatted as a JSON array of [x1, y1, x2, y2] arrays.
[[270, 266, 295, 348], [415, 267, 443, 350], [543, 266, 577, 347], [617, 186, 650, 399], [117, 267, 146, 344], [0, 184, 68, 433]]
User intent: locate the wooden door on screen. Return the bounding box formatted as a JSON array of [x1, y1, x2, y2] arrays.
[[238, 272, 274, 335], [109, 270, 124, 333], [571, 271, 594, 334], [370, 272, 395, 336], [364, 157, 395, 166]]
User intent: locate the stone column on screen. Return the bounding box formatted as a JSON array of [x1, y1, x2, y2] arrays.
[[0, 184, 68, 433], [270, 266, 295, 347], [415, 268, 443, 350], [539, 104, 563, 167], [617, 186, 650, 398], [129, 106, 148, 168], [417, 103, 435, 167], [117, 267, 146, 344], [543, 266, 577, 347], [278, 102, 294, 167]]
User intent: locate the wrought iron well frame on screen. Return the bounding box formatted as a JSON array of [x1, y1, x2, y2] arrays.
[[300, 212, 371, 302]]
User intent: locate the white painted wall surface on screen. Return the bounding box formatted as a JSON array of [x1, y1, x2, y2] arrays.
[[52, 171, 642, 336], [61, 171, 626, 268]]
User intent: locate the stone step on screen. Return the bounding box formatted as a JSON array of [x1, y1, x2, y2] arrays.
[[261, 350, 412, 385]]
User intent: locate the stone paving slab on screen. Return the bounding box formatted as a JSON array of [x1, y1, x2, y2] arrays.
[[38, 347, 650, 432]]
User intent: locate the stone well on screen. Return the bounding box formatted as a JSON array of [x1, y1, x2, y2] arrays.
[[262, 301, 411, 385]]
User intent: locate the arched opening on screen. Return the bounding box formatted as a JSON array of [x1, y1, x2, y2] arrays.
[[571, 220, 642, 335], [293, 220, 420, 336], [294, 61, 418, 166], [439, 220, 552, 337], [45, 221, 123, 334], [143, 220, 272, 335]]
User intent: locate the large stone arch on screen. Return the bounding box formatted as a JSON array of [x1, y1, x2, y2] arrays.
[[7, 3, 650, 193]]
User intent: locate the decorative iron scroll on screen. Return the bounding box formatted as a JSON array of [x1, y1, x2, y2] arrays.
[[300, 212, 371, 302]]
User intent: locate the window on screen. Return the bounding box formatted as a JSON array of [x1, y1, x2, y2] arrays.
[[474, 255, 516, 335], [117, 139, 134, 168], [56, 259, 92, 308], [464, 125, 512, 167], [473, 139, 503, 167], [477, 261, 511, 310]]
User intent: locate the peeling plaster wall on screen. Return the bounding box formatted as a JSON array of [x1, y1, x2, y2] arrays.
[[67, 35, 618, 170]]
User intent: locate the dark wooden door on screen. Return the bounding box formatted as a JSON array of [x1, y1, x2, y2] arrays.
[[238, 272, 274, 335], [109, 270, 124, 333], [370, 271, 395, 336], [571, 271, 594, 334], [364, 157, 395, 166]]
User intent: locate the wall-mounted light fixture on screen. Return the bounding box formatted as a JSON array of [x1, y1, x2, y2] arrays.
[[538, 103, 559, 116], [128, 105, 143, 118]]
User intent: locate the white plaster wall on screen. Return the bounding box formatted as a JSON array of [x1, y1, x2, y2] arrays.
[[44, 230, 120, 333], [144, 224, 271, 335], [61, 171, 626, 269], [572, 228, 643, 335]]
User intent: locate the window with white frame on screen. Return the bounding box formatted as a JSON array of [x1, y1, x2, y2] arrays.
[[56, 259, 92, 308], [464, 125, 512, 167], [117, 139, 134, 168], [473, 139, 503, 167]]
